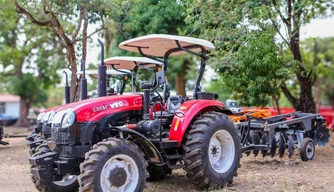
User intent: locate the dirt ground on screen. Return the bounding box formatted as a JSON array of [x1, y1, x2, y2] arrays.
[[0, 128, 333, 192]]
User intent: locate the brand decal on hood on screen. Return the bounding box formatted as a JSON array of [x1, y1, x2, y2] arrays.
[[92, 101, 125, 112]]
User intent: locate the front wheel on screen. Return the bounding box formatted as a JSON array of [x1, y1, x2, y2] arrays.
[[30, 143, 79, 192], [182, 112, 241, 189], [78, 138, 148, 192]]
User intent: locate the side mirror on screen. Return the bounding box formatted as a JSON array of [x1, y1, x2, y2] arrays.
[[156, 71, 165, 85]]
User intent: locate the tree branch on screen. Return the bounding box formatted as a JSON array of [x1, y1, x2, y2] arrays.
[[82, 5, 88, 61], [51, 28, 66, 47], [42, 0, 50, 14], [14, 0, 52, 26], [50, 12, 71, 45], [72, 7, 84, 40], [287, 0, 292, 24], [262, 0, 290, 45], [75, 27, 106, 42], [280, 82, 297, 108], [271, 0, 289, 26]]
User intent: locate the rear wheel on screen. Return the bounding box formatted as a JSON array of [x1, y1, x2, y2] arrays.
[[30, 143, 79, 192], [78, 138, 148, 192], [182, 112, 241, 189]]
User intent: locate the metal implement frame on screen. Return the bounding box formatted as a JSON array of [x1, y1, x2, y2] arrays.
[[238, 112, 325, 153]]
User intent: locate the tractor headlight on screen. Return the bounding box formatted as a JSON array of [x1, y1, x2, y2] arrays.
[[36, 113, 44, 122], [47, 112, 56, 124], [42, 112, 51, 123], [61, 111, 76, 129]]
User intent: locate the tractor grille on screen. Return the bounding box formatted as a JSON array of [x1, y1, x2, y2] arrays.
[[51, 132, 76, 145], [51, 124, 76, 145]]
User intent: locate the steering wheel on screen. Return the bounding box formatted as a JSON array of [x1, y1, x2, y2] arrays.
[[150, 90, 163, 104]]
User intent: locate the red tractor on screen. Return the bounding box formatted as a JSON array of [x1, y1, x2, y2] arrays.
[[29, 34, 241, 191], [26, 63, 132, 155]]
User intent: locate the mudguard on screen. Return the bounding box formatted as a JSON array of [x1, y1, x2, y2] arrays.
[[169, 99, 228, 146], [118, 128, 164, 164]]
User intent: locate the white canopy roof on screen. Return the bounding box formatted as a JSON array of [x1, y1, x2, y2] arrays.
[[77, 69, 130, 77], [103, 56, 162, 70], [119, 34, 215, 57]]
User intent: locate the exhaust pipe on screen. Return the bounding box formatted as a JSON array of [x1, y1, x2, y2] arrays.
[[80, 59, 88, 100], [63, 71, 70, 104], [97, 38, 106, 97]]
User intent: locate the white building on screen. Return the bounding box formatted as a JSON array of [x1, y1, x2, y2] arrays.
[[0, 94, 20, 117]]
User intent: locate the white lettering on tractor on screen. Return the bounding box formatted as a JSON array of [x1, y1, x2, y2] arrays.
[[110, 101, 123, 109], [93, 105, 108, 112]]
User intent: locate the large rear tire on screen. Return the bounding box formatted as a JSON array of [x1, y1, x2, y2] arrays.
[[30, 143, 79, 192], [78, 138, 148, 192], [182, 112, 241, 189]]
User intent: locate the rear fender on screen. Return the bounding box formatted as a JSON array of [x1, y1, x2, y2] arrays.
[[169, 100, 227, 146], [118, 128, 164, 164]]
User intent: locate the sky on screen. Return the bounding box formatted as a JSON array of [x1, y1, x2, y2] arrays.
[[300, 17, 334, 40]]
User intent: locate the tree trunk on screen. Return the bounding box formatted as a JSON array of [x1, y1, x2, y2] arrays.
[[66, 43, 79, 102], [328, 93, 334, 108], [314, 83, 321, 113], [16, 98, 31, 127], [281, 28, 316, 113], [175, 74, 186, 97], [295, 71, 316, 113], [272, 92, 281, 114]]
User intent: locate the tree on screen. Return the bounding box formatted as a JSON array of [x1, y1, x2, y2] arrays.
[[13, 0, 107, 102], [105, 0, 193, 97], [0, 2, 66, 126], [301, 37, 334, 109], [216, 31, 289, 108], [185, 0, 334, 113]]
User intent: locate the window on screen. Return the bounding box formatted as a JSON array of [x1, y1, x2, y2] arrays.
[[0, 103, 5, 114]]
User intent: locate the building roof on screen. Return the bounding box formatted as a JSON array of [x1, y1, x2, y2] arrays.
[[0, 94, 20, 102]]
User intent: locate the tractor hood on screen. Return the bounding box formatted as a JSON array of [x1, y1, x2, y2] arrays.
[[56, 94, 143, 122]]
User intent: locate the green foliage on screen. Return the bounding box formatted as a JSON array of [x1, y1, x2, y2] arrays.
[[8, 73, 47, 104], [301, 37, 334, 106], [0, 5, 66, 107], [0, 2, 17, 31], [105, 0, 195, 92], [220, 33, 290, 106], [184, 0, 333, 108], [205, 77, 233, 102]]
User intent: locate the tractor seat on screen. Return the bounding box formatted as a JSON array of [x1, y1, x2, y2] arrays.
[[196, 92, 219, 100], [167, 95, 183, 113], [153, 95, 183, 119]]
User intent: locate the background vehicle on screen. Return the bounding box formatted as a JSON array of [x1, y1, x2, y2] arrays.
[[29, 35, 241, 191], [225, 99, 242, 113], [0, 114, 18, 126]]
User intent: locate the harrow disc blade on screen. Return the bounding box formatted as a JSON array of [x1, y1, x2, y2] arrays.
[[250, 131, 260, 157], [288, 135, 294, 158], [278, 135, 286, 158], [315, 125, 330, 146], [270, 137, 277, 157], [261, 134, 268, 157]]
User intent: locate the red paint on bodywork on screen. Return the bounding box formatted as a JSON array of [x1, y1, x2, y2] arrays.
[[51, 94, 143, 122], [169, 99, 224, 145]]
